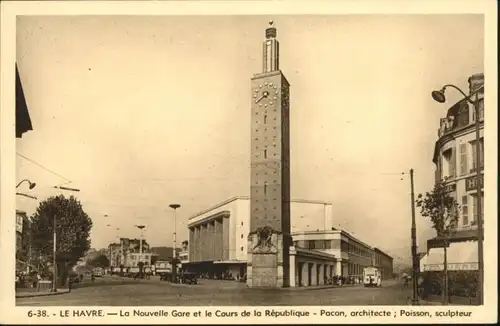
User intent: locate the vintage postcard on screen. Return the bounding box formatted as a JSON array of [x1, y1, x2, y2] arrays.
[[0, 0, 497, 324]]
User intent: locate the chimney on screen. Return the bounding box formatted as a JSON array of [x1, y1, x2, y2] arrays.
[[468, 73, 484, 94]]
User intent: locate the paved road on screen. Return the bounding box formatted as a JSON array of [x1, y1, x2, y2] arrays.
[[17, 277, 413, 306]]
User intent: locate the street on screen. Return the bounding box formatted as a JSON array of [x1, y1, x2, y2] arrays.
[[17, 276, 413, 306]]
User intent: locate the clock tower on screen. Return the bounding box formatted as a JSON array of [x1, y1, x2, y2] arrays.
[[247, 21, 291, 288]]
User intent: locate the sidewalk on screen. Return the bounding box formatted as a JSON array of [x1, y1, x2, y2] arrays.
[[418, 295, 478, 306], [16, 288, 70, 299], [284, 283, 363, 291]]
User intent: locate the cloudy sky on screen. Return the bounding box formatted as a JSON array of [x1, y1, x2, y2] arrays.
[[15, 14, 484, 263]]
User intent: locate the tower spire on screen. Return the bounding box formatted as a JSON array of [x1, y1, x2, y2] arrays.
[[262, 20, 279, 73]]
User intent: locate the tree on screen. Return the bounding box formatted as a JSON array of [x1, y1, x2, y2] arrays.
[[30, 195, 93, 286], [416, 178, 459, 305], [86, 254, 110, 269]]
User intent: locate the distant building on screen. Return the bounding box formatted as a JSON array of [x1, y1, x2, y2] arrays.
[[107, 238, 157, 268], [373, 248, 394, 280], [179, 241, 189, 264], [150, 246, 180, 261], [15, 210, 32, 272], [420, 73, 484, 273]]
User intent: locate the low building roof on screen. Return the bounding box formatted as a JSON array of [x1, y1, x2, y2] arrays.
[[188, 196, 333, 220]]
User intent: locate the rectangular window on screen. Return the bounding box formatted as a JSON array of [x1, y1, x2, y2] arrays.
[[472, 193, 484, 223], [470, 139, 484, 172], [264, 149, 267, 159], [264, 115, 267, 124], [459, 143, 468, 175], [479, 99, 484, 121], [450, 148, 456, 177], [462, 196, 468, 226], [323, 240, 331, 249], [314, 240, 324, 249], [480, 138, 484, 169], [264, 184, 267, 195], [471, 141, 477, 171]]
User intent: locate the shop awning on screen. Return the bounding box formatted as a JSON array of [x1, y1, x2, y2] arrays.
[[420, 240, 478, 271], [16, 64, 33, 138]]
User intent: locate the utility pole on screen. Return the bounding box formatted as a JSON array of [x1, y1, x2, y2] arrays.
[[410, 169, 419, 305], [52, 214, 57, 292]]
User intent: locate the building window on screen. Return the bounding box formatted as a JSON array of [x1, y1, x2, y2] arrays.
[[471, 193, 484, 224], [459, 143, 468, 175], [264, 115, 267, 124], [241, 234, 244, 239], [264, 183, 267, 195], [324, 240, 332, 249], [264, 149, 267, 159], [442, 148, 455, 178], [240, 246, 244, 251], [462, 196, 469, 225], [472, 99, 485, 122], [470, 138, 484, 172], [241, 222, 244, 226]]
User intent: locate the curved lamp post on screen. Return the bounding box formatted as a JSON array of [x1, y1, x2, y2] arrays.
[[431, 82, 484, 305], [16, 179, 36, 189]]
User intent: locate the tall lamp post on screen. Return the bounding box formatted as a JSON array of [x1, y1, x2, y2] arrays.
[[431, 82, 484, 305], [135, 225, 146, 264], [169, 204, 181, 282], [52, 185, 80, 292]]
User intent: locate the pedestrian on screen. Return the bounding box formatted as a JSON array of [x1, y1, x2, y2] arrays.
[[32, 273, 38, 289]]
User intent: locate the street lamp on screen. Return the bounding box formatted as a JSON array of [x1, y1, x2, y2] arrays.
[[169, 204, 181, 259], [16, 179, 36, 189], [169, 204, 181, 282], [431, 82, 484, 305], [135, 225, 146, 265], [52, 185, 80, 292]]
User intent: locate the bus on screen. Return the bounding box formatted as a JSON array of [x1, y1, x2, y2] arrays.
[[363, 266, 381, 287]]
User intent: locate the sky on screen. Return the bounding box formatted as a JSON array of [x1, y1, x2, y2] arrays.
[[15, 14, 484, 264]]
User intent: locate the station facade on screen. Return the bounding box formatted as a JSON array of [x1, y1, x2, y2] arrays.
[[183, 196, 393, 287]]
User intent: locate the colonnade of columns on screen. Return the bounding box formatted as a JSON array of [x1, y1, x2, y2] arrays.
[[290, 255, 342, 287], [189, 216, 229, 262]]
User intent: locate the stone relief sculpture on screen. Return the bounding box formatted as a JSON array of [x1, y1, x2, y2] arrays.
[[252, 226, 277, 253]]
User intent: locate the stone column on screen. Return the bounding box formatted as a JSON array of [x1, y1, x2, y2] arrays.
[[201, 224, 207, 261], [211, 221, 216, 260], [335, 261, 342, 276], [318, 263, 323, 285], [289, 253, 296, 287], [207, 222, 213, 261], [195, 226, 201, 262], [189, 228, 194, 262], [301, 262, 308, 287], [222, 218, 230, 261]]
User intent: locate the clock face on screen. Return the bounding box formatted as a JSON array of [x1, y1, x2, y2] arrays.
[[253, 81, 280, 108]]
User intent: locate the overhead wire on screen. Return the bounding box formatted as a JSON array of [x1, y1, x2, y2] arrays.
[[16, 152, 72, 183]]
